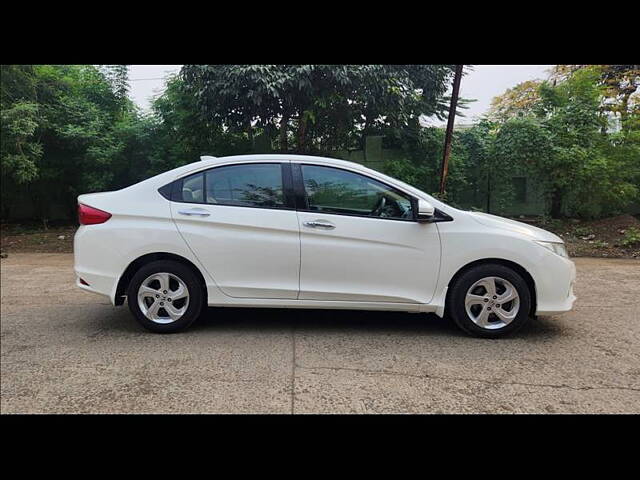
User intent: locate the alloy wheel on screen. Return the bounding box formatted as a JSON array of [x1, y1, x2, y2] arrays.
[[137, 272, 190, 324], [464, 276, 520, 330]]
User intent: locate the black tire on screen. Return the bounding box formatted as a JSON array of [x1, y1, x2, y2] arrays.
[[127, 260, 204, 333], [447, 263, 531, 338]]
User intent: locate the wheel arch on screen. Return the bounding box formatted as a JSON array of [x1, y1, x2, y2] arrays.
[[114, 252, 208, 306], [445, 258, 537, 316]]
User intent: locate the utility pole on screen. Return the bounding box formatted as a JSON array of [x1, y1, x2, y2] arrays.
[[439, 64, 464, 195]]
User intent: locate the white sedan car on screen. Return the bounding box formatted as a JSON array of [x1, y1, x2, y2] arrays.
[[74, 154, 576, 337]]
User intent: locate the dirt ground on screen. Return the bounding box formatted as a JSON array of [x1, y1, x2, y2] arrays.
[[530, 214, 640, 259], [2, 214, 639, 258], [1, 224, 76, 254], [1, 253, 638, 414]]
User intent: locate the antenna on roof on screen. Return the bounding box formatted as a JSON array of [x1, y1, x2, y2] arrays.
[[200, 155, 217, 162]]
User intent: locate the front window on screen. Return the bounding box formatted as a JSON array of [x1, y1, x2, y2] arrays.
[[300, 165, 414, 220]]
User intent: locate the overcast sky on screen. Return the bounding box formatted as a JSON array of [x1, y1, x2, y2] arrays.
[[129, 65, 554, 123]]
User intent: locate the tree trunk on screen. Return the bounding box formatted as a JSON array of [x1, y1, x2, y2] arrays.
[[440, 64, 464, 195], [486, 174, 491, 214], [363, 111, 372, 136], [68, 196, 78, 222], [550, 188, 563, 218], [279, 113, 289, 152], [297, 116, 307, 153], [0, 188, 11, 221], [33, 182, 50, 229], [246, 122, 254, 149]]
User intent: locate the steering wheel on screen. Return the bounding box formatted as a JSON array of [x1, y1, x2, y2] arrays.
[[371, 195, 387, 217]]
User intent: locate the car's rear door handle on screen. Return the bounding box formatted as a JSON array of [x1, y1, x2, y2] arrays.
[[303, 220, 335, 229], [178, 208, 210, 217]]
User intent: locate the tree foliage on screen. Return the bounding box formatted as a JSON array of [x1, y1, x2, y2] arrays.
[[544, 65, 639, 132], [99, 65, 131, 112], [1, 100, 42, 184], [487, 65, 640, 218], [488, 80, 543, 122], [1, 64, 638, 223], [0, 64, 151, 222], [180, 65, 457, 153], [146, 74, 252, 175], [388, 65, 639, 219]]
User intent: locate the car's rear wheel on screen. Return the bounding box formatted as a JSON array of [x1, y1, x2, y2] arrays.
[[127, 260, 204, 333], [448, 263, 531, 338]]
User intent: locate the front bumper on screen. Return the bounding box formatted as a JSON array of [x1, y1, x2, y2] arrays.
[[534, 253, 577, 315]]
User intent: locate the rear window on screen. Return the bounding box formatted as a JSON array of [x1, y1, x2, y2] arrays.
[[181, 172, 205, 203], [162, 163, 286, 209], [205, 164, 284, 208]]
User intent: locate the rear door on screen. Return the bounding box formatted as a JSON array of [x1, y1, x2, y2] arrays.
[[169, 161, 300, 299], [293, 163, 441, 304]]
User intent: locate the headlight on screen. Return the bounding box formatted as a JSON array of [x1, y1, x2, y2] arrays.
[[535, 241, 568, 258]]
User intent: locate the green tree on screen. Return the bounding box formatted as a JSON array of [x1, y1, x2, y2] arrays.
[[492, 117, 553, 212], [382, 122, 488, 209], [99, 65, 131, 113], [538, 67, 611, 217], [0, 101, 42, 183], [180, 65, 457, 154], [1, 65, 42, 182], [1, 65, 42, 219], [382, 126, 444, 194], [147, 74, 252, 175], [550, 65, 639, 132], [1, 64, 153, 223], [488, 80, 543, 122], [491, 66, 639, 218], [0, 101, 43, 219]]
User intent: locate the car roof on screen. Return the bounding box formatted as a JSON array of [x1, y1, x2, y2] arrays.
[[199, 153, 368, 171], [170, 153, 386, 181], [141, 154, 377, 189]]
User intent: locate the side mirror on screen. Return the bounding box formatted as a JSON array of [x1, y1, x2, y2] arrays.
[[416, 199, 435, 222]]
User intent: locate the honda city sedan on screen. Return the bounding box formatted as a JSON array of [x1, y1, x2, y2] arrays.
[[74, 154, 576, 337]]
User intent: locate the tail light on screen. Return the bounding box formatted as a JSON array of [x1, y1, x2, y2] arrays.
[[78, 204, 111, 225]]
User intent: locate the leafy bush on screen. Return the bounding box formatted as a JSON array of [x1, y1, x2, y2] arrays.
[[573, 226, 594, 237], [621, 227, 640, 247]]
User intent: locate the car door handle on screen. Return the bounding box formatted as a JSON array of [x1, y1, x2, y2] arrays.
[[303, 220, 335, 229], [178, 208, 210, 217]]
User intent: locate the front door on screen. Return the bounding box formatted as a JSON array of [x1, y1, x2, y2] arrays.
[[294, 164, 441, 304], [170, 162, 300, 299]]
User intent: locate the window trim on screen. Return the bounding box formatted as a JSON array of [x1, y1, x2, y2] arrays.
[[294, 163, 419, 223], [161, 162, 296, 212], [158, 160, 453, 222]]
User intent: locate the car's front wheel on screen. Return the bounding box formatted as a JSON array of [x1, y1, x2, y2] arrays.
[[448, 263, 531, 338], [127, 260, 204, 333]]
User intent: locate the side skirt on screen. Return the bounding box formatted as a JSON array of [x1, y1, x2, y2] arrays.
[[205, 298, 440, 314]]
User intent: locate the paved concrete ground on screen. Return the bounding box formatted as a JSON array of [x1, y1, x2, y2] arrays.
[[1, 254, 638, 413]]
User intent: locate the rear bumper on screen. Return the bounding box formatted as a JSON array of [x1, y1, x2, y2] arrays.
[[75, 275, 112, 299], [74, 226, 121, 305]]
